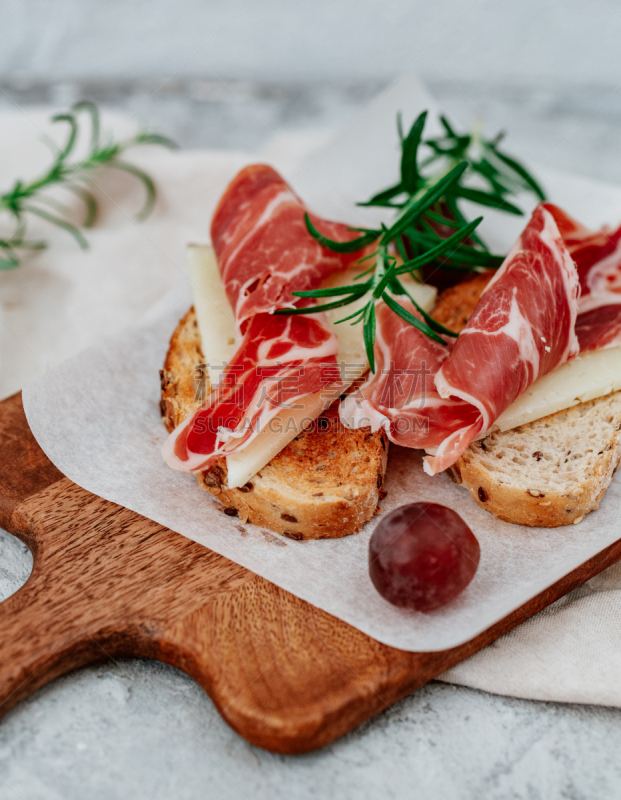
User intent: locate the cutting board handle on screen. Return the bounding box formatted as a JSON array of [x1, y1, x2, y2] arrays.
[[0, 569, 91, 714], [0, 561, 146, 717]]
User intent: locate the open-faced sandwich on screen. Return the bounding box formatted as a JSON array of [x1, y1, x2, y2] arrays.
[[160, 121, 621, 539]]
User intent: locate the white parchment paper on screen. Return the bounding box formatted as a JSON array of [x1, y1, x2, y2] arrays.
[[20, 71, 621, 652]]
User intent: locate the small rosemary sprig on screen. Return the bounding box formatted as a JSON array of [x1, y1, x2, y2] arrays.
[[276, 111, 545, 371], [0, 101, 177, 269], [277, 162, 481, 372], [361, 111, 546, 251]]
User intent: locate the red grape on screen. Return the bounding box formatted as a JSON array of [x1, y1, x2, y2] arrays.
[[369, 503, 480, 612]]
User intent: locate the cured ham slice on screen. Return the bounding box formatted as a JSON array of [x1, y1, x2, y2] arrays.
[[542, 203, 621, 292], [427, 204, 579, 474], [162, 313, 339, 472], [341, 204, 580, 476], [211, 164, 367, 327], [575, 303, 621, 351], [339, 300, 479, 450], [545, 203, 621, 352], [163, 164, 367, 474]]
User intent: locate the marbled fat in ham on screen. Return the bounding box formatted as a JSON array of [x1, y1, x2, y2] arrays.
[[162, 165, 367, 474]]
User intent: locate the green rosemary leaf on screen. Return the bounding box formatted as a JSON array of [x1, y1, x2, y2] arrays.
[[134, 132, 179, 150], [304, 213, 379, 253], [12, 239, 47, 250], [0, 101, 175, 269], [72, 100, 100, 149], [51, 114, 79, 161], [395, 280, 458, 338], [489, 146, 546, 201], [356, 249, 380, 263], [387, 161, 468, 239], [363, 302, 376, 373], [395, 217, 483, 274], [454, 186, 523, 215], [275, 294, 362, 315], [423, 209, 461, 229], [444, 247, 504, 268], [347, 226, 385, 234], [400, 111, 427, 193], [402, 227, 503, 268], [0, 256, 19, 269], [357, 183, 404, 208], [352, 262, 378, 280], [397, 112, 405, 143], [382, 292, 446, 345], [395, 234, 409, 264], [439, 115, 457, 137], [443, 194, 487, 250], [292, 282, 370, 299], [65, 184, 99, 227], [336, 306, 367, 324], [23, 205, 89, 249], [334, 110, 545, 351], [87, 143, 121, 166], [372, 260, 399, 299], [470, 160, 510, 197]]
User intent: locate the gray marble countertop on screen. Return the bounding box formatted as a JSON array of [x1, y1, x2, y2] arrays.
[[2, 80, 621, 799]]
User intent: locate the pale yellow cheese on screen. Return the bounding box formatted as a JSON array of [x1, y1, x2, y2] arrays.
[[495, 347, 621, 432], [187, 244, 237, 386], [187, 245, 437, 488]]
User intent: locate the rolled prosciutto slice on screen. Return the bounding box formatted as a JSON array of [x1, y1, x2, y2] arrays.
[[211, 164, 365, 326], [427, 204, 580, 474], [341, 204, 580, 476], [163, 164, 367, 474]]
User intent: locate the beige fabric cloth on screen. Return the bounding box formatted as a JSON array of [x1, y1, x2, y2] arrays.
[[439, 563, 621, 705], [3, 91, 621, 707]]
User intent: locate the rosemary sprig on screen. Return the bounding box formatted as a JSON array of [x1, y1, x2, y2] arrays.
[[277, 162, 480, 371], [276, 111, 545, 371], [0, 101, 177, 269]]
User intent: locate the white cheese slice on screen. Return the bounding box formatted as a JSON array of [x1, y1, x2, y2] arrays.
[[495, 347, 621, 432], [187, 245, 437, 488], [187, 244, 237, 385]]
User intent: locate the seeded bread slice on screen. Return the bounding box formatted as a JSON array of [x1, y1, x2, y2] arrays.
[[160, 307, 388, 539], [433, 274, 621, 527], [448, 394, 621, 526]]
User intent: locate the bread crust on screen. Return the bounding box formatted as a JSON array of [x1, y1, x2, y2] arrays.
[[160, 307, 388, 539]]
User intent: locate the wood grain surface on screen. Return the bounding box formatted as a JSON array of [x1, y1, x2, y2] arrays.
[[1, 391, 620, 754]]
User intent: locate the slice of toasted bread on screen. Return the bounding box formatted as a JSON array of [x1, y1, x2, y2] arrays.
[[433, 274, 621, 526], [160, 307, 388, 539], [449, 394, 621, 526]]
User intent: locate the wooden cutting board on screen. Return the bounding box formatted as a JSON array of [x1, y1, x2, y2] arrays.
[[1, 391, 620, 754]]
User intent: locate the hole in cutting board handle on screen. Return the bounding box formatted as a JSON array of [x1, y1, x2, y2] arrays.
[[0, 528, 33, 602]]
